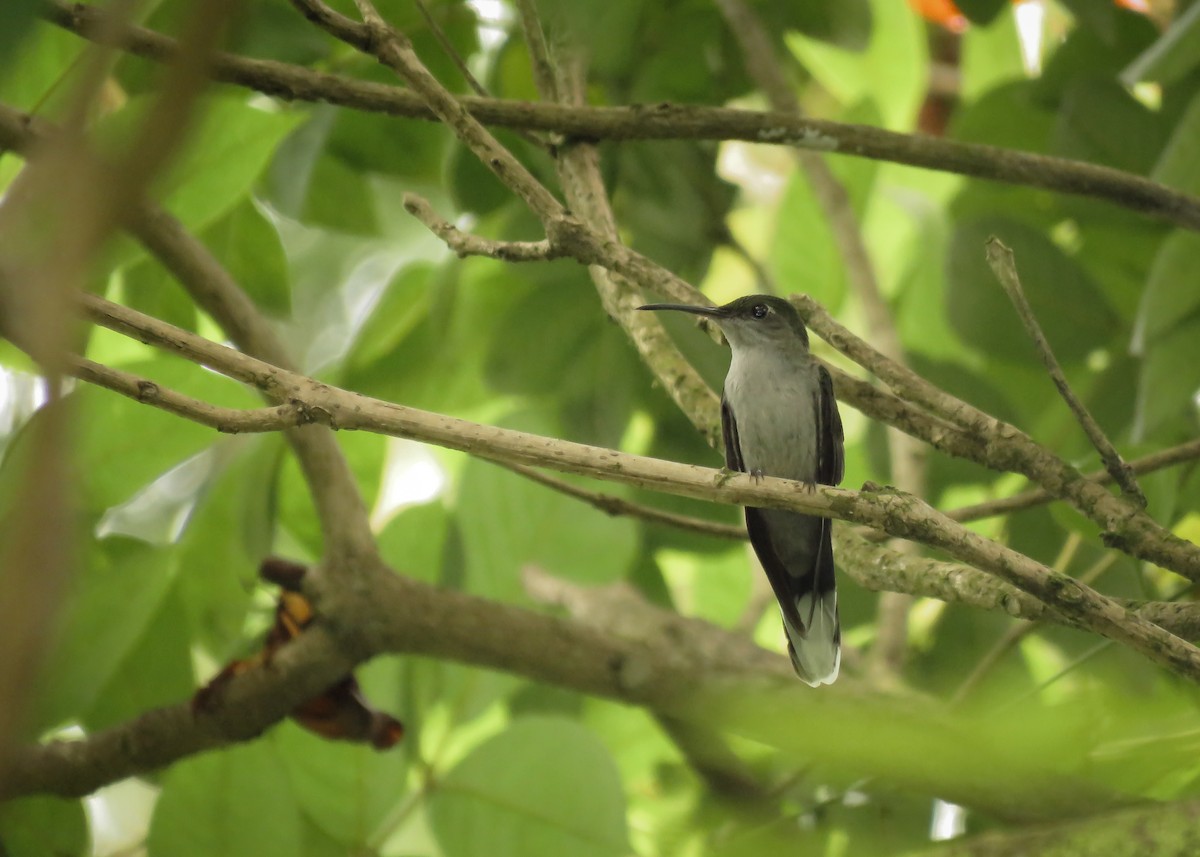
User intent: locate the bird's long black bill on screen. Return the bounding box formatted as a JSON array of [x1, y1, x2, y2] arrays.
[[637, 303, 726, 317]]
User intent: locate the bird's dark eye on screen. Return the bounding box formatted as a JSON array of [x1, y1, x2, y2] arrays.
[[752, 303, 769, 319]]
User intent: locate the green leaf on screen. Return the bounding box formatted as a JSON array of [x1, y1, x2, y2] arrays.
[[614, 142, 733, 284], [1153, 88, 1200, 195], [0, 0, 49, 84], [765, 0, 872, 50], [1122, 2, 1200, 86], [0, 797, 87, 857], [377, 501, 449, 584], [959, 6, 1025, 101], [32, 538, 179, 731], [83, 581, 195, 731], [770, 170, 846, 311], [148, 741, 302, 857], [346, 263, 435, 372], [0, 23, 81, 112], [626, 7, 740, 102], [769, 101, 879, 316], [69, 356, 256, 514], [946, 218, 1119, 365], [955, 0, 1006, 25], [657, 545, 750, 628], [327, 104, 446, 181], [176, 437, 279, 656], [1035, 11, 1157, 102], [121, 253, 200, 332], [455, 411, 637, 601], [447, 132, 530, 217], [429, 717, 629, 857], [1135, 314, 1200, 440], [151, 96, 303, 231], [1057, 0, 1119, 39], [1052, 78, 1166, 173], [301, 152, 381, 235], [276, 720, 409, 847], [785, 0, 926, 131], [88, 93, 300, 235], [201, 200, 292, 317], [1133, 230, 1200, 355]]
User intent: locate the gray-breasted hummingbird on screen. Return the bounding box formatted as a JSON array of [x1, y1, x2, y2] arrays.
[[638, 295, 845, 685]]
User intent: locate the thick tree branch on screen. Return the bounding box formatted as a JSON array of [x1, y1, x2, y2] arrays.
[[58, 342, 1200, 643], [2, 625, 352, 798], [4, 559, 1132, 822], [40, 0, 1200, 231], [489, 455, 1200, 640]]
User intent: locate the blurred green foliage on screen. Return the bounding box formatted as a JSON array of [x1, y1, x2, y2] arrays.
[[3, 0, 1200, 855]]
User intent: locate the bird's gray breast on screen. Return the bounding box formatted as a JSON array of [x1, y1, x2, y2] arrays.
[[724, 347, 821, 482]]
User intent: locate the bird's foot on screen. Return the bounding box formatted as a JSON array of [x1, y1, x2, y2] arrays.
[[750, 468, 765, 483], [801, 479, 817, 493]]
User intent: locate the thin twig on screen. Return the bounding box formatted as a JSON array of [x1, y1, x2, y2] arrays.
[[403, 194, 562, 260], [513, 0, 558, 101], [492, 459, 744, 539], [70, 356, 312, 433], [412, 0, 488, 97], [948, 438, 1200, 523], [985, 237, 1146, 508]]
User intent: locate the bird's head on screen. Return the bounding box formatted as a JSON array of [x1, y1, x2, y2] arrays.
[[637, 294, 809, 352]]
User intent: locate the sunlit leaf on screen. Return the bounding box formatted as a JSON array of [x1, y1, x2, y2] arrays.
[[0, 797, 87, 857], [148, 741, 302, 857], [429, 717, 629, 857]]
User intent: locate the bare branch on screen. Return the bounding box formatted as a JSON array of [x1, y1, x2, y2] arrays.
[[402, 194, 563, 261], [74, 292, 1200, 682], [948, 437, 1200, 523], [412, 0, 488, 98], [70, 357, 313, 433], [985, 237, 1146, 507], [493, 459, 744, 540], [40, 0, 1200, 231]]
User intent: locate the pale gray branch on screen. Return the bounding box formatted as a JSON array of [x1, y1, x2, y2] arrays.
[[75, 291, 1200, 683]]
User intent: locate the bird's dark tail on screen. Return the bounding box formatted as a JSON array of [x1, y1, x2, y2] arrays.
[[783, 586, 840, 686], [745, 507, 841, 685]]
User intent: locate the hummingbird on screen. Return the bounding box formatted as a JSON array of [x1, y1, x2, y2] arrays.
[[638, 295, 844, 685]]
